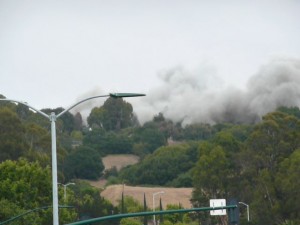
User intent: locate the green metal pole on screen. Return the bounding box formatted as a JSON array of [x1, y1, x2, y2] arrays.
[[66, 205, 237, 225]]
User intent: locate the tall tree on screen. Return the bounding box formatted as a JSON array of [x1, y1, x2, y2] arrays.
[[63, 146, 104, 180], [0, 107, 28, 162], [239, 111, 300, 224], [87, 97, 136, 131], [192, 143, 231, 202]]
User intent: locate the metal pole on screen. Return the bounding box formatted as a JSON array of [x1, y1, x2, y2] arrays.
[[152, 191, 164, 225], [50, 113, 59, 225], [239, 202, 250, 222], [152, 194, 155, 225], [64, 186, 67, 202], [60, 183, 75, 202], [65, 205, 238, 225]]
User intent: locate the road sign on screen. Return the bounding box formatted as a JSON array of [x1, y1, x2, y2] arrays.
[[210, 199, 227, 215]]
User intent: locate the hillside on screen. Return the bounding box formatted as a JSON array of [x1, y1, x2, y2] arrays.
[[92, 154, 193, 210], [102, 154, 139, 171], [100, 184, 193, 209]]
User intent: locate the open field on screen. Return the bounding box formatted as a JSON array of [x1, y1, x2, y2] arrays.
[[89, 154, 193, 209], [101, 184, 193, 209], [102, 154, 140, 171]]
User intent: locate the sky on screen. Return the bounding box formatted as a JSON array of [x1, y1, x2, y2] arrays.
[[1, 0, 300, 124]]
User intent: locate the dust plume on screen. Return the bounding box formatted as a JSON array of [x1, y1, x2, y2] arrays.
[[133, 58, 300, 125]]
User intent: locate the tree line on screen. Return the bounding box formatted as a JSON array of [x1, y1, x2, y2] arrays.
[[0, 94, 300, 224]]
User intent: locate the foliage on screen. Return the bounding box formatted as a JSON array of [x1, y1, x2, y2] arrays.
[[87, 97, 136, 131], [0, 159, 76, 224], [120, 218, 143, 225], [180, 123, 215, 141], [0, 107, 28, 162], [83, 129, 133, 155], [63, 146, 104, 180], [68, 181, 118, 223], [132, 121, 167, 155], [119, 143, 198, 186], [2, 92, 300, 225], [117, 196, 144, 225], [192, 144, 231, 201], [277, 106, 300, 119], [118, 196, 144, 213], [163, 204, 184, 224]]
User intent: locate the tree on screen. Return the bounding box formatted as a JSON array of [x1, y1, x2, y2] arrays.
[[132, 122, 167, 155], [0, 159, 76, 224], [73, 112, 83, 130], [192, 143, 231, 202], [83, 129, 133, 155], [63, 146, 104, 180], [118, 196, 144, 225], [243, 111, 300, 173], [0, 107, 28, 162], [87, 97, 136, 131], [163, 204, 185, 224], [238, 111, 300, 224], [68, 181, 118, 223], [181, 123, 214, 141], [275, 149, 300, 224], [119, 143, 198, 186]]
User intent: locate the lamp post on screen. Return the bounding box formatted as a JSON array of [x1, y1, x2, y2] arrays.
[[0, 92, 145, 225], [58, 183, 75, 202], [239, 202, 250, 222], [152, 191, 164, 225]]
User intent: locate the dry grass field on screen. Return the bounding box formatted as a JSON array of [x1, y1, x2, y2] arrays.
[[88, 154, 193, 209], [101, 185, 193, 209], [102, 154, 140, 171]]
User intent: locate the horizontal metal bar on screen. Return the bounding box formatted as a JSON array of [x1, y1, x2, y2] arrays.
[[66, 205, 237, 225]]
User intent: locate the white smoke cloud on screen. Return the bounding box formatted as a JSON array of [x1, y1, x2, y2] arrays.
[[133, 57, 300, 125]]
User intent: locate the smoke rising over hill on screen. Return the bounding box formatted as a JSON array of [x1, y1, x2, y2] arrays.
[[134, 58, 300, 125]]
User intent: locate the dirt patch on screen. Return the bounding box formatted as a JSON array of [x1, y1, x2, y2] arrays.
[[101, 185, 193, 209], [87, 179, 107, 189], [86, 154, 139, 188], [102, 154, 140, 171]]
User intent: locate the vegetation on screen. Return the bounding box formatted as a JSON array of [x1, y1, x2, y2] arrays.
[[1, 93, 300, 224]]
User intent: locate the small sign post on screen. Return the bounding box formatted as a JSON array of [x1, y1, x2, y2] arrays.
[[210, 199, 227, 216]]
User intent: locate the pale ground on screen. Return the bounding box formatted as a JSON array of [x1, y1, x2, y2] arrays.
[[100, 184, 193, 209], [88, 154, 194, 209], [102, 154, 140, 171]]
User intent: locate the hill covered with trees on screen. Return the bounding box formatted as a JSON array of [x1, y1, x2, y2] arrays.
[[0, 94, 300, 225]]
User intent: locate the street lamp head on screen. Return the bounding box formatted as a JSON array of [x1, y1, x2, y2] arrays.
[[109, 93, 146, 98]]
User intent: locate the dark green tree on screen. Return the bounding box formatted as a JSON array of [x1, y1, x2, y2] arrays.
[[132, 122, 166, 156], [119, 143, 198, 186], [192, 143, 231, 201], [63, 146, 104, 180], [87, 97, 137, 131], [0, 107, 28, 162], [239, 111, 300, 224], [0, 159, 77, 224], [68, 181, 118, 223]]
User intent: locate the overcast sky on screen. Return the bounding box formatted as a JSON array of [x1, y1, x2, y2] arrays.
[[1, 0, 300, 123]]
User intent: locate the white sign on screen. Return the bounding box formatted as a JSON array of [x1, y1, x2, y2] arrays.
[[210, 199, 226, 215]]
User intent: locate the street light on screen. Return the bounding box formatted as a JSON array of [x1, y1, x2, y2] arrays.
[[239, 202, 250, 222], [152, 191, 164, 225], [58, 183, 75, 202], [0, 92, 145, 225]]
